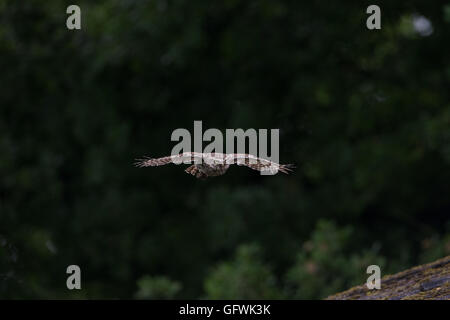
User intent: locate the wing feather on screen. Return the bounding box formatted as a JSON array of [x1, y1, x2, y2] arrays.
[[135, 152, 295, 175], [227, 154, 295, 174], [134, 152, 206, 167]]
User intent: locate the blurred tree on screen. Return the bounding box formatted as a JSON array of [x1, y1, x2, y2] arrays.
[[204, 244, 281, 299], [285, 220, 386, 299], [135, 275, 181, 299]]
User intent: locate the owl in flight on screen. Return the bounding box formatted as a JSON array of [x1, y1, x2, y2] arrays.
[[135, 152, 295, 179]]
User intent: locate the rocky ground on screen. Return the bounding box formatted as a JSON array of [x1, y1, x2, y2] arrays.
[[327, 256, 450, 300]]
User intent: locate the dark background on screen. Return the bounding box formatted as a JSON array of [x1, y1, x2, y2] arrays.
[[1, 0, 449, 299]]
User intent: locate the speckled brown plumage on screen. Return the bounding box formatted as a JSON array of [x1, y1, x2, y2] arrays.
[[135, 152, 294, 178]]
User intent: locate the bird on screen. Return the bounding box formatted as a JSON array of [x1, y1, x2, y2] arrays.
[[134, 152, 295, 179]]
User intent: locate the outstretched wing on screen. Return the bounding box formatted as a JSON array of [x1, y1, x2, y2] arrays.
[[227, 154, 295, 174], [134, 152, 216, 167]]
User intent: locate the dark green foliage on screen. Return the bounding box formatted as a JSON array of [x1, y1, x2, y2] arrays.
[[135, 276, 181, 299], [285, 220, 386, 299], [0, 0, 449, 299], [205, 244, 281, 299]]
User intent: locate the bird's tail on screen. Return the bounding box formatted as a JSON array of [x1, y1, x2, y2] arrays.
[[185, 165, 207, 179], [185, 165, 198, 176]]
